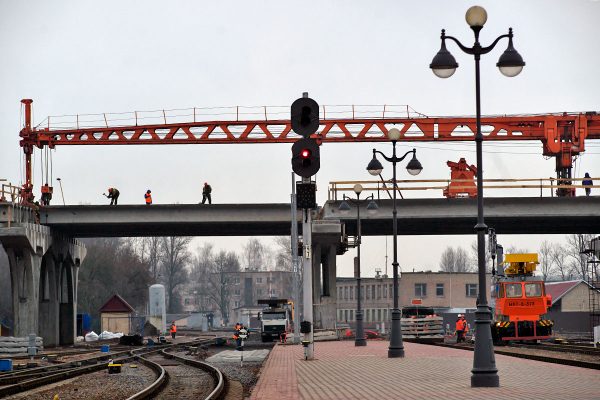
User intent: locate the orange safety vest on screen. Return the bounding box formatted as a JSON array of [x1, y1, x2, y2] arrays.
[[145, 193, 152, 204], [455, 320, 466, 331], [170, 324, 177, 333]]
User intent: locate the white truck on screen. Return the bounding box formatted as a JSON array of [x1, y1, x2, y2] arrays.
[[257, 299, 292, 342]]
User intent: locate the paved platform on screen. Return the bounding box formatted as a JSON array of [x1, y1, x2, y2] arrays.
[[249, 340, 600, 400], [206, 349, 269, 363]]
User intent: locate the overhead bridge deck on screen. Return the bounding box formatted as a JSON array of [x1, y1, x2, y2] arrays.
[[34, 196, 600, 237]]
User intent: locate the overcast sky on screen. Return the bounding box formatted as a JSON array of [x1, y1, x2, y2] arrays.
[[1, 0, 598, 277]]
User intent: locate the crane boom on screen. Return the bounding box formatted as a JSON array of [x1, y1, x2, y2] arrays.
[[17, 99, 600, 204]]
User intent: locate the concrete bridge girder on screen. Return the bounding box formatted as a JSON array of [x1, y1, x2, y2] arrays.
[[0, 221, 86, 346]]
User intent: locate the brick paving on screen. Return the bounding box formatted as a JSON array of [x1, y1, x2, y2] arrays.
[[249, 340, 600, 400]]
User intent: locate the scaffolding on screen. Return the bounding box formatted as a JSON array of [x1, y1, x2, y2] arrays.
[[583, 237, 600, 342]]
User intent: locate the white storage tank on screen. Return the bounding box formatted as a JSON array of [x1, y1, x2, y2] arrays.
[[149, 284, 166, 334]]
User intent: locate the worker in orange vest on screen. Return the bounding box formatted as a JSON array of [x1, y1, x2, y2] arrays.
[[455, 314, 467, 343], [170, 322, 177, 339], [144, 190, 152, 205]]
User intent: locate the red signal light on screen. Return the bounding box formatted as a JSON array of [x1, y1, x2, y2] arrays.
[[300, 149, 311, 158]]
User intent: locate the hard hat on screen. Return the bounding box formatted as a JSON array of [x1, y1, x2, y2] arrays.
[[458, 314, 463, 318]]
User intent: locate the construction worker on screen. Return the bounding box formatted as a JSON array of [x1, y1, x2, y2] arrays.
[[582, 172, 593, 196], [104, 188, 120, 205], [41, 183, 52, 206], [455, 314, 467, 343], [201, 182, 212, 204], [144, 189, 152, 205], [233, 322, 243, 349], [280, 329, 288, 344], [170, 322, 177, 339]]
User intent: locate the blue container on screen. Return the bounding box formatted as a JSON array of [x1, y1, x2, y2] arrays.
[[0, 359, 12, 372], [101, 345, 110, 353]]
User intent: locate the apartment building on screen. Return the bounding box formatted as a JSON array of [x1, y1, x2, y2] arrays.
[[336, 271, 491, 327]]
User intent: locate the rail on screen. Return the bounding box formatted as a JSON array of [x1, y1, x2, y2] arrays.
[[0, 337, 220, 399], [131, 348, 225, 400], [160, 349, 225, 400], [126, 356, 168, 400], [328, 177, 598, 201]]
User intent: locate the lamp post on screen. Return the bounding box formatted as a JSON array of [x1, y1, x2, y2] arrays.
[[429, 5, 525, 387], [339, 183, 378, 346], [366, 128, 422, 357], [56, 177, 65, 205]]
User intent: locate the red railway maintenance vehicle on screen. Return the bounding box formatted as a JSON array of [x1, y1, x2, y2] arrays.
[[492, 253, 553, 344]]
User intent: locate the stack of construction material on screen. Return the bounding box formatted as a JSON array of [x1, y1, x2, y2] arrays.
[[0, 336, 43, 356]]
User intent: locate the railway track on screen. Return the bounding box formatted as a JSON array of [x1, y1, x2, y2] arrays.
[[508, 342, 600, 356], [130, 349, 225, 400], [0, 336, 222, 399], [429, 341, 600, 370]]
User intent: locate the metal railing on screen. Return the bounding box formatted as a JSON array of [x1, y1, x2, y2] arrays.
[[35, 104, 426, 131], [0, 181, 20, 204], [328, 177, 597, 201]]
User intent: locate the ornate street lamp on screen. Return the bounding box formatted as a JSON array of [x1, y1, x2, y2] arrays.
[[367, 128, 422, 357], [430, 5, 525, 387], [339, 184, 378, 346]]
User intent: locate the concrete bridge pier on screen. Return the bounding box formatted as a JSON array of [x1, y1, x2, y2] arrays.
[[0, 214, 86, 346], [38, 240, 86, 346], [0, 223, 51, 339], [311, 221, 343, 330]]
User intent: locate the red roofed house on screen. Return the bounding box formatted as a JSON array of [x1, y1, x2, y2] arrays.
[[546, 280, 598, 312], [99, 294, 135, 334]]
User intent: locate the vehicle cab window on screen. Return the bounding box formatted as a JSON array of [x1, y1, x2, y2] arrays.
[[525, 283, 542, 297], [505, 283, 522, 298]]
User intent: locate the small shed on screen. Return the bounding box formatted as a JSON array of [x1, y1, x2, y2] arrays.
[[546, 280, 598, 312], [99, 294, 135, 334]]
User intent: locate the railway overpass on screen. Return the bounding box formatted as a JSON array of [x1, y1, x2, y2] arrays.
[[34, 196, 600, 237]]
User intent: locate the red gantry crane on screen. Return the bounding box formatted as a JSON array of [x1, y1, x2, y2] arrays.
[[17, 99, 600, 204]]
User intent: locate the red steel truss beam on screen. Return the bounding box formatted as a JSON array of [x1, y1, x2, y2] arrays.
[[21, 114, 600, 157]]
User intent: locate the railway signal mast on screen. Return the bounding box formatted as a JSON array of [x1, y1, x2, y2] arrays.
[[290, 93, 320, 360]]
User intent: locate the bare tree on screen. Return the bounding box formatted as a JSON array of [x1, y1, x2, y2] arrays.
[[243, 238, 271, 271], [205, 250, 240, 325], [538, 240, 555, 281], [77, 238, 152, 332], [160, 236, 191, 313], [191, 243, 214, 281], [470, 241, 492, 273], [550, 243, 572, 281], [565, 234, 595, 279], [130, 237, 163, 282], [440, 246, 473, 272], [273, 236, 292, 271], [505, 245, 530, 254], [439, 247, 456, 272], [455, 247, 471, 272]]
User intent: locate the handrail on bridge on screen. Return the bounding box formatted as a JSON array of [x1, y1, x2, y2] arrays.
[[328, 177, 597, 201], [0, 181, 21, 204]]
